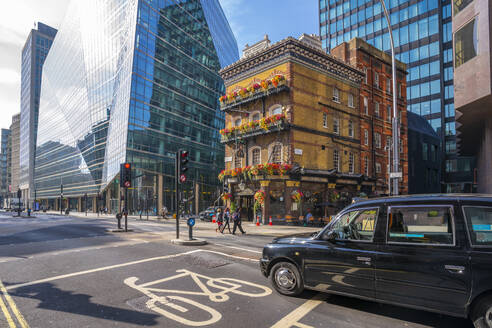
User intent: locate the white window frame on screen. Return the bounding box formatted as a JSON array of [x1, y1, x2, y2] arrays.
[[234, 151, 243, 168], [363, 96, 368, 115], [364, 156, 369, 176], [323, 113, 328, 128], [375, 162, 381, 173], [349, 152, 354, 174], [333, 87, 340, 103], [250, 111, 261, 122], [348, 93, 354, 108], [363, 67, 368, 84], [269, 104, 283, 116], [333, 149, 340, 172], [333, 117, 340, 135], [386, 77, 391, 93], [375, 102, 380, 117], [374, 72, 379, 88], [348, 120, 354, 138], [234, 117, 242, 127], [375, 133, 381, 149], [364, 129, 369, 146], [250, 147, 261, 165], [269, 142, 283, 164]]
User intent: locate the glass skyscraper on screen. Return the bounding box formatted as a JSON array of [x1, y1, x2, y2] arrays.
[[319, 0, 474, 192], [19, 22, 57, 206], [35, 0, 238, 213]]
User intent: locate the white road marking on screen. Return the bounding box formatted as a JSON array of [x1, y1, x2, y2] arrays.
[[270, 293, 328, 328], [214, 243, 262, 254], [5, 250, 259, 291], [125, 269, 272, 326]]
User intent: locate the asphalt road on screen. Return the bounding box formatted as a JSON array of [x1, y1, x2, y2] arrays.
[[0, 212, 473, 328]]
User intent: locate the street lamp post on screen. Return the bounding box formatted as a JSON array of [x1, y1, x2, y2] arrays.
[[380, 0, 400, 195]]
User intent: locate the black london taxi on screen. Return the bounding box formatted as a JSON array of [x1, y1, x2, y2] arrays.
[[260, 194, 492, 328]]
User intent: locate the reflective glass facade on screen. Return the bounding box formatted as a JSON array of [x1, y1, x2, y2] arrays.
[[320, 0, 472, 192], [35, 0, 238, 211], [19, 23, 57, 201]]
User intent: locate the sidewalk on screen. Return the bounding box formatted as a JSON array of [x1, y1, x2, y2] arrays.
[[42, 210, 322, 237]]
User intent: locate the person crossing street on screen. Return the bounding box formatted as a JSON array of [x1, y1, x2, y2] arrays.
[[220, 208, 232, 233], [232, 207, 246, 235]]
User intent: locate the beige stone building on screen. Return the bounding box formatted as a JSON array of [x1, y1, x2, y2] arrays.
[[219, 34, 374, 223]]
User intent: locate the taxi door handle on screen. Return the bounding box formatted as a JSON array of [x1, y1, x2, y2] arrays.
[[357, 256, 371, 262], [445, 265, 465, 274]]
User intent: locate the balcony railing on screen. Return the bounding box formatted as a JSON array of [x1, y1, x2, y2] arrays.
[[220, 83, 289, 111], [220, 117, 290, 143]]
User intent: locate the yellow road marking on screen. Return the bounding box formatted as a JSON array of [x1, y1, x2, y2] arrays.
[[0, 289, 16, 328], [270, 293, 328, 328], [0, 279, 29, 328]]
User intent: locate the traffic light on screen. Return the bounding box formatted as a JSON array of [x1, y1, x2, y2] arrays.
[[120, 163, 132, 188], [178, 150, 189, 184], [223, 183, 229, 193]]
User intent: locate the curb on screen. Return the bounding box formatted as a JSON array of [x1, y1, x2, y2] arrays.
[[171, 239, 207, 246]]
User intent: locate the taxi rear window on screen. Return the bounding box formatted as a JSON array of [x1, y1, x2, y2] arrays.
[[463, 206, 492, 246], [387, 206, 454, 245]]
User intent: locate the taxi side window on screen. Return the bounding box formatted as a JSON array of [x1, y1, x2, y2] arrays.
[[463, 206, 492, 246], [387, 206, 454, 245], [331, 208, 378, 241]]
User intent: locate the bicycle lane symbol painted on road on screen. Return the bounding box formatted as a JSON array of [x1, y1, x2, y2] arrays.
[[124, 269, 272, 327]]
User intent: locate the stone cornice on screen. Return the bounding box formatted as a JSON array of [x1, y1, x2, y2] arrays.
[[219, 37, 364, 86]]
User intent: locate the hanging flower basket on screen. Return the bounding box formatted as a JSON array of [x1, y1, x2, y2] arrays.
[[291, 189, 304, 203], [218, 76, 286, 104], [218, 163, 293, 182], [254, 190, 266, 212], [221, 193, 232, 201]]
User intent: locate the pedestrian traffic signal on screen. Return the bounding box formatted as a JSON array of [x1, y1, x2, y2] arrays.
[[120, 163, 132, 188], [223, 183, 229, 193], [178, 150, 189, 184]]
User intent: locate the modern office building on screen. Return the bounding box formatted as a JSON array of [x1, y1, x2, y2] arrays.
[[319, 0, 474, 192], [407, 112, 441, 193], [453, 0, 490, 192], [0, 129, 11, 206], [35, 0, 238, 214], [10, 114, 21, 199], [19, 22, 57, 207]]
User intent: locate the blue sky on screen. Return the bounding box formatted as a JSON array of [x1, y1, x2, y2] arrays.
[[0, 0, 319, 129], [220, 0, 319, 53]]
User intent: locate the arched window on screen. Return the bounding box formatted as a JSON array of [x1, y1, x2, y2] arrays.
[[250, 147, 261, 165], [250, 111, 261, 122], [234, 117, 242, 127], [269, 143, 282, 164], [269, 105, 283, 116]]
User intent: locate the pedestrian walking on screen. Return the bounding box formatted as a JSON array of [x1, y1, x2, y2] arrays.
[[232, 207, 246, 235], [304, 208, 313, 226], [216, 208, 223, 232], [220, 208, 232, 233]]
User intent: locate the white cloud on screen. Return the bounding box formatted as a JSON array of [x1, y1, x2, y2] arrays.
[[0, 68, 20, 84]]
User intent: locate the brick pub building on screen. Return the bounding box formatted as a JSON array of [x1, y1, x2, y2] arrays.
[[218, 34, 382, 223]]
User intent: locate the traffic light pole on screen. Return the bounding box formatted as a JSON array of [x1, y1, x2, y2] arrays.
[[124, 188, 128, 232], [175, 152, 180, 240]]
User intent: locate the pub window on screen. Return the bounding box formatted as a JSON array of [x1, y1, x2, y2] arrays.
[[234, 152, 242, 168], [333, 117, 340, 135], [333, 149, 340, 171], [333, 87, 340, 103], [349, 152, 355, 173], [270, 144, 282, 164], [251, 111, 261, 121], [234, 117, 242, 127], [251, 147, 261, 165], [348, 93, 354, 108], [270, 105, 283, 115]]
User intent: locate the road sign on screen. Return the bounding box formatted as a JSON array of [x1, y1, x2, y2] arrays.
[[124, 181, 131, 188], [180, 174, 186, 183], [187, 217, 195, 227], [389, 172, 403, 179]]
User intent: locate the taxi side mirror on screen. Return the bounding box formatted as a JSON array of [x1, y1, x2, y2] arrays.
[[322, 230, 337, 242]]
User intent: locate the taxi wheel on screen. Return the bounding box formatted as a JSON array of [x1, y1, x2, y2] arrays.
[[471, 295, 492, 328], [270, 262, 304, 296]]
